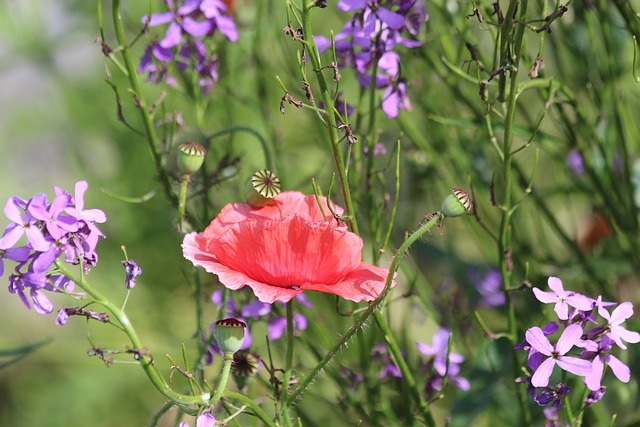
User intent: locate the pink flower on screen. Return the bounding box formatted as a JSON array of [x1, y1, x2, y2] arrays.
[[182, 191, 393, 303]]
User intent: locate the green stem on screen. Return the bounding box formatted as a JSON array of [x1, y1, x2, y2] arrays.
[[373, 310, 432, 426], [177, 174, 189, 232], [287, 214, 442, 427], [497, 0, 532, 424], [210, 354, 233, 406], [111, 0, 178, 207], [206, 125, 274, 170], [55, 260, 208, 406], [300, 0, 359, 235], [55, 261, 277, 426], [281, 300, 295, 425]]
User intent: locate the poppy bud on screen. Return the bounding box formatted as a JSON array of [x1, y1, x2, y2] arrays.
[[245, 170, 281, 207], [441, 188, 473, 217], [177, 142, 206, 175], [215, 318, 246, 355]]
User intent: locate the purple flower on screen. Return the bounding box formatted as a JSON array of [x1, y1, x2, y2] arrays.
[[178, 413, 216, 427], [315, 0, 427, 119], [566, 150, 585, 175], [584, 387, 605, 407], [28, 193, 78, 240], [0, 245, 31, 278], [525, 324, 592, 388], [267, 313, 308, 341], [371, 343, 403, 379], [533, 383, 570, 407], [139, 0, 237, 93], [580, 335, 630, 391], [532, 276, 594, 320], [1, 196, 50, 252], [2, 181, 105, 317], [469, 268, 505, 307], [596, 301, 640, 350], [339, 367, 364, 392], [417, 328, 469, 393], [123, 259, 142, 289]]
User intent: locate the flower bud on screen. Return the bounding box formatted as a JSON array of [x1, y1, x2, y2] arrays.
[[441, 188, 473, 217], [245, 170, 281, 208], [215, 318, 247, 355], [176, 142, 206, 175]]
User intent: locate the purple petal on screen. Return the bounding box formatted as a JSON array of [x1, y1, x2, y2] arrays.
[[554, 300, 569, 320], [377, 7, 405, 30], [196, 413, 216, 427], [532, 288, 557, 304], [25, 226, 50, 252], [241, 300, 272, 318], [267, 317, 287, 341], [182, 17, 212, 37], [0, 224, 25, 250], [160, 22, 182, 48], [337, 0, 366, 11], [555, 324, 583, 355], [607, 354, 630, 383], [152, 44, 175, 62], [547, 276, 566, 295], [177, 0, 200, 15], [584, 356, 603, 391], [293, 312, 307, 331], [531, 357, 556, 387], [609, 302, 634, 325], [381, 86, 399, 119], [525, 327, 554, 356], [55, 308, 70, 325], [73, 181, 88, 211], [31, 289, 53, 314], [145, 12, 175, 27], [542, 321, 559, 335], [416, 340, 433, 356], [201, 0, 226, 17], [3, 197, 26, 225], [294, 293, 313, 308], [565, 293, 594, 311], [214, 15, 238, 42], [556, 356, 592, 377]]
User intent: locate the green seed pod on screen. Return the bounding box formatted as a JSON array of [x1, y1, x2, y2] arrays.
[[441, 188, 473, 217], [177, 142, 206, 175], [245, 170, 281, 207], [231, 351, 260, 390], [215, 318, 247, 355]]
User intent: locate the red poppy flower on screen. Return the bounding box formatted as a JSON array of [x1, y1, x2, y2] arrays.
[[182, 191, 393, 303]]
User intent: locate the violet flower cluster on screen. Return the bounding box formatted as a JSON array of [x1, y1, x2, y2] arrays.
[[370, 327, 469, 399], [206, 289, 311, 361], [517, 276, 640, 417], [315, 0, 428, 118], [0, 181, 106, 316], [139, 0, 238, 95]]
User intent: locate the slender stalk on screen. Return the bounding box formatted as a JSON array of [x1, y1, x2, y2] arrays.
[[288, 214, 442, 427], [496, 0, 532, 424], [55, 261, 277, 426], [300, 0, 359, 235], [281, 300, 296, 426], [210, 354, 233, 406], [55, 260, 208, 406], [373, 310, 432, 426], [111, 0, 178, 207]]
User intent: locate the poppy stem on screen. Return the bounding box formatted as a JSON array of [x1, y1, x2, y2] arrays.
[[281, 300, 296, 425], [288, 213, 443, 427]]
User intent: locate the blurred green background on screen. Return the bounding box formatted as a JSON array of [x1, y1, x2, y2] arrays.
[[1, 0, 640, 426]]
